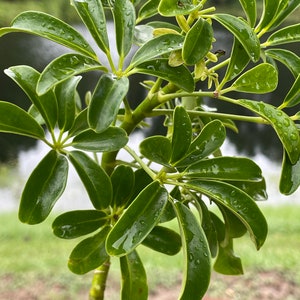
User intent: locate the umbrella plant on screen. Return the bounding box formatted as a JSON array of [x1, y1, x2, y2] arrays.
[[0, 0, 299, 299]]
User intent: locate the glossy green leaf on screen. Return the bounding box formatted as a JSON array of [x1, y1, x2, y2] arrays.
[[264, 24, 300, 47], [173, 201, 211, 300], [37, 53, 105, 95], [19, 150, 68, 224], [113, 0, 136, 58], [139, 136, 172, 166], [120, 250, 148, 300], [141, 226, 181, 255], [147, 20, 181, 32], [5, 66, 58, 130], [265, 48, 300, 78], [229, 63, 278, 93], [111, 165, 135, 208], [0, 11, 96, 59], [237, 99, 300, 164], [185, 180, 268, 250], [55, 76, 81, 132], [280, 151, 300, 195], [175, 120, 226, 167], [256, 0, 281, 33], [72, 127, 128, 152], [238, 0, 256, 27], [88, 74, 129, 133], [170, 106, 192, 163], [281, 74, 300, 108], [212, 14, 260, 62], [185, 156, 263, 182], [130, 34, 184, 68], [138, 0, 160, 21], [134, 58, 194, 92], [52, 210, 108, 239], [68, 108, 89, 137], [0, 101, 44, 139], [72, 0, 110, 53], [158, 0, 203, 17], [68, 226, 110, 274], [106, 181, 168, 256], [182, 18, 213, 65], [68, 151, 112, 210]]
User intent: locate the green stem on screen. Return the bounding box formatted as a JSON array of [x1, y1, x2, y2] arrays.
[[89, 259, 111, 300]]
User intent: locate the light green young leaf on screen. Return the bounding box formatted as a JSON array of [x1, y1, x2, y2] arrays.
[[37, 53, 105, 95], [281, 74, 300, 108], [158, 0, 203, 17], [0, 11, 96, 59], [138, 0, 160, 22], [0, 101, 44, 139], [238, 0, 256, 27], [19, 150, 68, 224], [264, 24, 300, 47]]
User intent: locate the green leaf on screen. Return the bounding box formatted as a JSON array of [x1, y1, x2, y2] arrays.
[[113, 0, 136, 58], [170, 106, 192, 163], [52, 210, 108, 239], [256, 0, 281, 33], [229, 63, 278, 93], [19, 150, 68, 224], [185, 180, 268, 250], [264, 24, 300, 47], [158, 0, 203, 17], [280, 151, 300, 195], [37, 53, 105, 95], [134, 58, 194, 92], [175, 119, 226, 167], [72, 0, 110, 53], [138, 0, 160, 21], [130, 34, 184, 68], [173, 201, 211, 300], [68, 226, 110, 275], [281, 74, 300, 108], [68, 108, 89, 137], [0, 11, 96, 59], [265, 48, 300, 78], [5, 66, 58, 131], [111, 165, 135, 208], [182, 18, 213, 65], [68, 151, 112, 210], [120, 250, 148, 300], [72, 127, 128, 152], [238, 0, 256, 27], [55, 76, 81, 132], [237, 99, 300, 164], [0, 101, 44, 139], [212, 14, 260, 62], [185, 157, 263, 182], [141, 226, 181, 255], [106, 181, 168, 256], [88, 74, 129, 133]]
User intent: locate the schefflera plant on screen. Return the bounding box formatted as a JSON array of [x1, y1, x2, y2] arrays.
[[0, 0, 299, 299]]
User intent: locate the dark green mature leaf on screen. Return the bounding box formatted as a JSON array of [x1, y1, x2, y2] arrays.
[[130, 34, 184, 67], [229, 63, 278, 93], [138, 0, 160, 22], [212, 14, 260, 62], [72, 127, 128, 152], [52, 210, 108, 239], [0, 11, 96, 59], [72, 0, 110, 53], [88, 74, 129, 133], [173, 201, 211, 300], [186, 180, 268, 250], [5, 66, 57, 130], [239, 0, 256, 27], [113, 0, 136, 58], [185, 157, 263, 182], [106, 181, 168, 256], [68, 151, 112, 210], [142, 226, 181, 255], [158, 0, 203, 16], [68, 108, 89, 137], [55, 76, 81, 132], [68, 226, 110, 274], [19, 150, 68, 224], [37, 53, 105, 95], [256, 0, 281, 33], [281, 74, 300, 108], [0, 101, 44, 139], [182, 18, 213, 65], [264, 24, 300, 47], [237, 99, 300, 164], [120, 250, 148, 300], [134, 58, 194, 92]]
